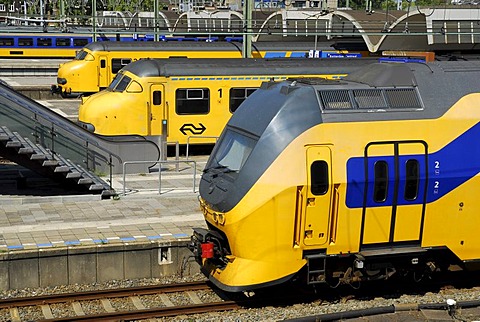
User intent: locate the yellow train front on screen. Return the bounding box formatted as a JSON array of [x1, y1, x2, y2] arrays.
[[78, 58, 373, 145], [189, 61, 480, 292]]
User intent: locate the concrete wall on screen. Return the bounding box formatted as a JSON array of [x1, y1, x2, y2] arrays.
[[0, 240, 201, 290]]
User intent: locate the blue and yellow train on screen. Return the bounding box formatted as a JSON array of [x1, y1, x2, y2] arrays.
[[189, 60, 480, 292], [0, 27, 157, 58]]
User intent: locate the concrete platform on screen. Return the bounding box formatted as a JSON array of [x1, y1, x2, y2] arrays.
[[0, 156, 208, 290]]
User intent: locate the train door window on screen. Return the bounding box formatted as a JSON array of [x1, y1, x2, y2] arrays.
[[373, 161, 388, 203], [111, 58, 132, 73], [0, 38, 14, 46], [176, 88, 209, 115], [73, 38, 89, 47], [56, 38, 71, 47], [18, 38, 33, 46], [229, 88, 257, 113], [153, 91, 161, 105], [404, 159, 419, 201], [311, 160, 329, 195], [100, 59, 106, 68], [37, 38, 52, 46]]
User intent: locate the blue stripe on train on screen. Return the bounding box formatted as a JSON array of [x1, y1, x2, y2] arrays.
[[345, 122, 480, 208]]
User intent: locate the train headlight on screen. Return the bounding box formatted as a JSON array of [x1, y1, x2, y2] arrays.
[[217, 213, 225, 225], [212, 212, 225, 225]]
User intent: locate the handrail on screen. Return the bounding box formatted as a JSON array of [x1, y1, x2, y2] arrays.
[[186, 136, 219, 159], [122, 160, 197, 195]]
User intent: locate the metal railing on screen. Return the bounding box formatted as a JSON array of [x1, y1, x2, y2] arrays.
[[122, 159, 197, 195], [186, 135, 219, 159]]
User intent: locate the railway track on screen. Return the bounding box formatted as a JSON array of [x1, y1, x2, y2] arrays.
[[1, 281, 242, 321]]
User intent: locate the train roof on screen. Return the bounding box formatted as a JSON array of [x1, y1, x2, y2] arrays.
[[82, 40, 335, 53], [120, 57, 377, 78], [231, 60, 480, 138]]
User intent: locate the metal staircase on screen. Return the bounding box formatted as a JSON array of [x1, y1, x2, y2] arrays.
[[0, 81, 160, 198], [0, 126, 112, 196]]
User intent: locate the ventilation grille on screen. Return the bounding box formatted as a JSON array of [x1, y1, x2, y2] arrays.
[[319, 88, 422, 111]]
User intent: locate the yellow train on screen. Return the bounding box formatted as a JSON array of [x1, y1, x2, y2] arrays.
[[53, 41, 366, 97], [189, 61, 480, 292], [78, 58, 375, 146]]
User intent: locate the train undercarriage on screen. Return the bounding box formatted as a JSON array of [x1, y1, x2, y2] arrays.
[[189, 226, 470, 292]]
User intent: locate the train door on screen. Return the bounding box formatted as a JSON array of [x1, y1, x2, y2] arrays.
[[303, 145, 335, 247], [98, 55, 108, 90], [149, 84, 164, 137], [360, 141, 427, 248]]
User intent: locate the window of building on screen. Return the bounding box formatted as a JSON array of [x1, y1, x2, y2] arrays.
[[0, 4, 6, 11], [176, 88, 209, 114], [373, 161, 388, 203], [311, 160, 329, 195], [229, 87, 257, 113], [404, 159, 420, 201]]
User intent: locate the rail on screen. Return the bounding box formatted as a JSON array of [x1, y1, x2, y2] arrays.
[[122, 159, 197, 195], [186, 136, 219, 159]]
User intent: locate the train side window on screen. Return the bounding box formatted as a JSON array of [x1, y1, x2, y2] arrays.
[[404, 159, 419, 201], [0, 38, 14, 46], [37, 38, 52, 46], [18, 38, 33, 46], [229, 87, 257, 113], [373, 161, 388, 203], [111, 58, 132, 73], [126, 80, 142, 93], [56, 38, 71, 47], [311, 160, 328, 195], [153, 91, 161, 105], [73, 38, 89, 47], [175, 88, 209, 115]]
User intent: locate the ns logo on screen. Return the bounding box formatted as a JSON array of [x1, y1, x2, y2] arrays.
[[180, 123, 206, 135]]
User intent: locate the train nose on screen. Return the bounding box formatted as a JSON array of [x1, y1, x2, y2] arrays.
[[57, 77, 67, 85]]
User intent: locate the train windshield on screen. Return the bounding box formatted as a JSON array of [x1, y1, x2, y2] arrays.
[[209, 129, 257, 172], [108, 73, 131, 92], [108, 74, 123, 90], [74, 50, 93, 61]]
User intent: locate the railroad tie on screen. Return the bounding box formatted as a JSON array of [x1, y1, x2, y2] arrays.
[[130, 296, 146, 310], [40, 304, 54, 319], [159, 293, 175, 307], [72, 301, 86, 316], [9, 308, 21, 322], [100, 298, 116, 313], [187, 291, 203, 304]]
